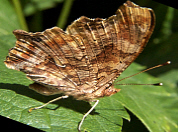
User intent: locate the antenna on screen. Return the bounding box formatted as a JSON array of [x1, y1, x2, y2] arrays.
[[114, 61, 171, 86]]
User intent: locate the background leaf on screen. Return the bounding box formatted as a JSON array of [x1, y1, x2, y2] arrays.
[[22, 0, 64, 16], [0, 0, 178, 132]]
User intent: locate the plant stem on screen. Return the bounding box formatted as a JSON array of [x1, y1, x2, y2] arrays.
[[12, 0, 28, 31], [57, 0, 74, 29], [161, 7, 174, 38]]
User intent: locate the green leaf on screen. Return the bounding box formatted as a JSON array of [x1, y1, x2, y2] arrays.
[[0, 0, 21, 34], [115, 63, 178, 132]]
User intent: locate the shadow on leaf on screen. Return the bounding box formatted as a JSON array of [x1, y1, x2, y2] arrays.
[[0, 83, 98, 115]]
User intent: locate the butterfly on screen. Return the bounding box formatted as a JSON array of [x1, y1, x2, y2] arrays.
[[4, 1, 155, 131]]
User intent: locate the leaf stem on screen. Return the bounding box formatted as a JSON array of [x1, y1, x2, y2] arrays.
[[12, 0, 28, 31], [57, 0, 74, 29]]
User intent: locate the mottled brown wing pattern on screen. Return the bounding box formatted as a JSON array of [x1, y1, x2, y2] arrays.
[[66, 1, 155, 99], [5, 28, 92, 95], [4, 1, 155, 101]]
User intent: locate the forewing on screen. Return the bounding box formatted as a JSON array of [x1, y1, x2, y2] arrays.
[[66, 1, 155, 86], [4, 27, 95, 92]]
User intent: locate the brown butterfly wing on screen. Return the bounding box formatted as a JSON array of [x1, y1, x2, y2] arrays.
[[66, 1, 155, 88], [4, 1, 155, 100], [4, 27, 93, 95]]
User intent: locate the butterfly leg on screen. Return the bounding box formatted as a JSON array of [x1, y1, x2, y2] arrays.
[[28, 95, 69, 112], [78, 100, 99, 132]]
